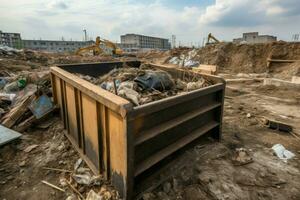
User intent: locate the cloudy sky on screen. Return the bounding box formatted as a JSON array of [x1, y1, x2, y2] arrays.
[[0, 0, 299, 45]]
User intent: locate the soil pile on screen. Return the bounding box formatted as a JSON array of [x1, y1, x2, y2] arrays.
[[165, 42, 300, 73]]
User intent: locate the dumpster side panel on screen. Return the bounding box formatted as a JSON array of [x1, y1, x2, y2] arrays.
[[129, 84, 225, 177], [65, 83, 79, 144], [51, 68, 130, 198], [81, 93, 101, 170], [107, 109, 129, 198]]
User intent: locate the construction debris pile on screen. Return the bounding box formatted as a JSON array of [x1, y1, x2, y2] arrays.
[[164, 42, 300, 74], [77, 64, 213, 106], [0, 70, 54, 133]]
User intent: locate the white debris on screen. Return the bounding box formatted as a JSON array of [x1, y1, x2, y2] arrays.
[[0, 45, 22, 53], [74, 158, 83, 171], [169, 57, 180, 65], [272, 144, 295, 162], [86, 190, 103, 200], [184, 60, 200, 68], [186, 79, 205, 91], [72, 174, 92, 185]]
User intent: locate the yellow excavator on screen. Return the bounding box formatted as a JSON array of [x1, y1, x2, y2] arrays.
[[75, 36, 123, 56], [206, 33, 220, 45]]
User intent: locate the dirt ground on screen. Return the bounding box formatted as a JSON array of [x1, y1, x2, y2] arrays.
[[0, 43, 300, 200]]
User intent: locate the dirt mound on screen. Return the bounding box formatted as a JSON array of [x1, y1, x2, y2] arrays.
[[271, 60, 300, 80], [165, 42, 300, 73]]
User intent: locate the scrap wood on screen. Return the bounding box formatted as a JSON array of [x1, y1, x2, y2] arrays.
[[41, 180, 65, 192], [291, 132, 300, 141], [66, 180, 84, 199], [14, 105, 58, 132], [23, 144, 38, 152], [1, 94, 36, 128], [14, 115, 35, 132]]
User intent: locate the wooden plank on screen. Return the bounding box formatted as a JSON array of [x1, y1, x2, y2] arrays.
[[150, 63, 226, 85], [65, 83, 79, 143], [81, 93, 101, 171], [193, 64, 217, 75], [134, 121, 219, 177], [267, 58, 300, 63], [50, 74, 57, 104]]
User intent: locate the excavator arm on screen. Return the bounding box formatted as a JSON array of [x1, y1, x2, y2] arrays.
[[75, 45, 103, 56], [100, 39, 123, 55], [206, 33, 220, 45], [75, 36, 123, 56]]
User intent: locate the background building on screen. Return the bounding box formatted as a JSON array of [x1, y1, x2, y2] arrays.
[[120, 34, 171, 52], [22, 39, 94, 53], [233, 32, 277, 43], [0, 30, 23, 49]]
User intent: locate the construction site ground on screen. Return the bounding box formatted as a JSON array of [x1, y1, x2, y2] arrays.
[[0, 42, 300, 200]]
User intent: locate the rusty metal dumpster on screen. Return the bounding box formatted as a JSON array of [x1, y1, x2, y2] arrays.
[[50, 61, 225, 199]]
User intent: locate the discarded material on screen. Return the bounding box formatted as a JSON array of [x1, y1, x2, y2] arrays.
[[29, 94, 54, 119], [41, 180, 65, 192], [232, 148, 253, 165], [23, 144, 38, 153], [266, 119, 293, 133], [86, 190, 102, 200], [0, 124, 22, 146], [272, 144, 295, 161]]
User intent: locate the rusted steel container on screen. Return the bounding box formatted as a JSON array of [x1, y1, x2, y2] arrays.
[[50, 61, 225, 199]]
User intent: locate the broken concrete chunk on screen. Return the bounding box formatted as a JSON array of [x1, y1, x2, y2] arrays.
[[232, 148, 253, 166]]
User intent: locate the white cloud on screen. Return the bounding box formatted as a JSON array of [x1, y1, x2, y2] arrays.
[[0, 0, 299, 44], [47, 0, 68, 10]]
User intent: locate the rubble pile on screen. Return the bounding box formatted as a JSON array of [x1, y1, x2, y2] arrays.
[[0, 70, 54, 133], [165, 42, 300, 74], [77, 64, 212, 106], [58, 158, 121, 200]]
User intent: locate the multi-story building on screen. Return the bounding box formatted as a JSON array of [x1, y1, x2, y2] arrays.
[[233, 32, 277, 44], [0, 30, 23, 49], [120, 34, 171, 52], [22, 39, 94, 53]]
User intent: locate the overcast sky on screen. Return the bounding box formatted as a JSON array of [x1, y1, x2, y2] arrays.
[[0, 0, 299, 45]]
